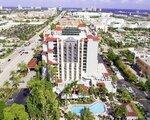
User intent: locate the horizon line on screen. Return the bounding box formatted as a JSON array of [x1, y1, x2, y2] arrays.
[[1, 6, 150, 10]]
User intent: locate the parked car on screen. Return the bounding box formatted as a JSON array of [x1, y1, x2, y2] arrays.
[[24, 51, 28, 54], [8, 59, 11, 61], [6, 97, 14, 105]]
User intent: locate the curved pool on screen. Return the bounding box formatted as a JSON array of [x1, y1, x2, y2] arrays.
[[70, 102, 105, 115]]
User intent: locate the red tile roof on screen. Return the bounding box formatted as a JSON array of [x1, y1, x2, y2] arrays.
[[48, 60, 58, 65], [48, 48, 54, 52], [55, 26, 62, 31], [27, 58, 37, 69], [103, 72, 110, 78], [44, 36, 57, 42], [78, 23, 86, 28], [43, 41, 47, 44], [87, 35, 100, 41], [55, 79, 62, 84], [125, 103, 138, 117]]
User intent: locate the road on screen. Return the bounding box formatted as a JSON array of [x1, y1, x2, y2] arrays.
[[0, 11, 65, 87], [0, 32, 43, 86], [117, 79, 150, 114], [118, 79, 146, 98]]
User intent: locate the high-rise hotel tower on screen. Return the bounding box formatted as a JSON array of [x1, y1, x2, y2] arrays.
[[42, 18, 100, 84]]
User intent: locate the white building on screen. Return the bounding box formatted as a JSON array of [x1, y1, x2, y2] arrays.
[[73, 12, 100, 20], [132, 47, 150, 76], [0, 6, 3, 10], [17, 5, 22, 10], [42, 24, 100, 84]]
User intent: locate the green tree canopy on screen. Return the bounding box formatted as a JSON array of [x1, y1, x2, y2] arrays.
[[145, 77, 150, 91], [80, 108, 95, 120], [64, 111, 77, 120], [3, 103, 29, 120], [0, 100, 6, 120], [114, 105, 127, 119], [27, 78, 60, 120], [18, 62, 28, 74], [39, 32, 43, 39], [107, 49, 118, 61], [121, 90, 132, 103], [51, 23, 56, 30]]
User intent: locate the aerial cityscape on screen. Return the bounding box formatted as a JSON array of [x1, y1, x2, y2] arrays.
[[0, 0, 150, 120]]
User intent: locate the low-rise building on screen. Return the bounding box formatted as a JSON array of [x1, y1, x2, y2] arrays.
[[133, 48, 150, 76], [136, 57, 150, 76], [125, 103, 138, 120]]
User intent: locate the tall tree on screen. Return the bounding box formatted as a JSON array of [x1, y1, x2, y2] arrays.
[[121, 90, 132, 103], [0, 100, 6, 120], [3, 103, 29, 120], [48, 65, 58, 81], [80, 108, 95, 120], [114, 105, 127, 119], [3, 81, 11, 90], [51, 23, 56, 30], [18, 62, 28, 75], [27, 78, 60, 120], [145, 77, 150, 91], [64, 111, 77, 120], [10, 71, 21, 89], [107, 49, 118, 61]]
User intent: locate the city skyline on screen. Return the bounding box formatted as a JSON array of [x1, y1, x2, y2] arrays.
[[0, 0, 150, 9]]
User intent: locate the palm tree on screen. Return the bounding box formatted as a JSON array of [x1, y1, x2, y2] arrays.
[[35, 61, 43, 80], [39, 32, 43, 39], [10, 71, 21, 89], [80, 108, 95, 120], [121, 90, 132, 103], [114, 105, 127, 119], [64, 111, 77, 120], [10, 71, 16, 80], [12, 81, 20, 90], [35, 65, 41, 79], [48, 65, 58, 81], [108, 92, 115, 101], [3, 81, 11, 92], [63, 84, 72, 105], [0, 92, 5, 99], [18, 62, 28, 76]]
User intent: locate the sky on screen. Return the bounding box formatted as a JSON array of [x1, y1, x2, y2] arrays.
[[0, 0, 150, 9]]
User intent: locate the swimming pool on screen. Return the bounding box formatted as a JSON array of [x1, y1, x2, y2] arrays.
[[70, 102, 105, 115]]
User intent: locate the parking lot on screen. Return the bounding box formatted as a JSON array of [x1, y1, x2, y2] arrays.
[[6, 88, 30, 105]]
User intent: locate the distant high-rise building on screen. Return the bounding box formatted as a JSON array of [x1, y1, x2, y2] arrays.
[[58, 6, 62, 11], [35, 6, 41, 10], [18, 5, 22, 10], [0, 6, 3, 10], [31, 6, 34, 10]]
